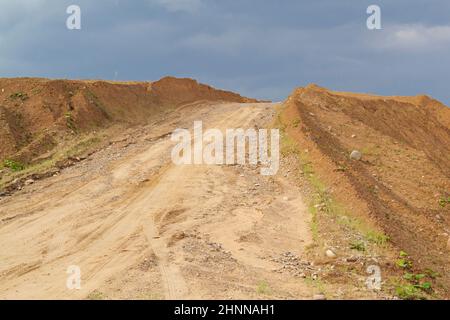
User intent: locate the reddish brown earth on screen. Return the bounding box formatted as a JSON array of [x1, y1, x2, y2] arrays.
[[280, 85, 450, 298], [0, 76, 254, 165], [1, 77, 449, 299]]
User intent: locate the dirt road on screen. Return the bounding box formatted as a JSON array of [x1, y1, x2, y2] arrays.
[[0, 102, 313, 299]]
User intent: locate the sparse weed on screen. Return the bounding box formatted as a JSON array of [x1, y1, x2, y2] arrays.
[[424, 268, 440, 279], [10, 92, 29, 101], [335, 165, 348, 172], [292, 119, 301, 128], [31, 87, 42, 95], [395, 284, 425, 300], [403, 273, 425, 282], [256, 281, 271, 295], [399, 273, 433, 297], [87, 290, 106, 300], [438, 196, 450, 208], [350, 240, 366, 252], [65, 112, 77, 132], [3, 159, 25, 172], [394, 251, 434, 299], [0, 132, 105, 190], [366, 231, 390, 246], [308, 203, 319, 241], [396, 258, 412, 269]]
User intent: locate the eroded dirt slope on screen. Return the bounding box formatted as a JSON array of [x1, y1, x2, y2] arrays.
[[0, 76, 254, 165], [1, 78, 449, 300], [281, 85, 450, 297]]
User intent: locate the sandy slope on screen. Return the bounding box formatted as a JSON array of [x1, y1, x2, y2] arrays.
[[0, 102, 313, 299]]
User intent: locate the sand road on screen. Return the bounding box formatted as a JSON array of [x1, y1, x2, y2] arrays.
[[0, 102, 312, 299]]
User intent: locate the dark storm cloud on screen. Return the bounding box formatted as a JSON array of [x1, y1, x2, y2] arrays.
[[1, 0, 450, 103]]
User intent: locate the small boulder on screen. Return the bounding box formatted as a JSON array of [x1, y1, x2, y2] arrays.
[[313, 293, 327, 300], [24, 179, 35, 186], [350, 150, 362, 161], [326, 249, 337, 258]]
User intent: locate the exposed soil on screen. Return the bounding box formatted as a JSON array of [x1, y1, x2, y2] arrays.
[[0, 101, 317, 299], [0, 78, 449, 300], [0, 77, 255, 165], [280, 85, 450, 298]]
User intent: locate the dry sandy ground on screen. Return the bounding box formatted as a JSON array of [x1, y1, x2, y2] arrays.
[[0, 102, 314, 299]]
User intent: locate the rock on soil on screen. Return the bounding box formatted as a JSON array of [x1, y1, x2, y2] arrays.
[[24, 179, 35, 186], [313, 293, 327, 300], [325, 249, 337, 258], [350, 150, 362, 161]]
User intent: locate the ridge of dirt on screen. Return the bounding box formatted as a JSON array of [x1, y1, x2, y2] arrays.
[[0, 76, 256, 165], [1, 77, 449, 300], [0, 77, 257, 192], [280, 85, 450, 298]]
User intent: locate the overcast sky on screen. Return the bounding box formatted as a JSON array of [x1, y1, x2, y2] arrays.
[[1, 0, 450, 103]]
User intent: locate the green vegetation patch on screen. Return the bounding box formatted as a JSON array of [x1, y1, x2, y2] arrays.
[[10, 92, 29, 101], [394, 251, 436, 300], [2, 159, 25, 172], [438, 196, 450, 208]]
